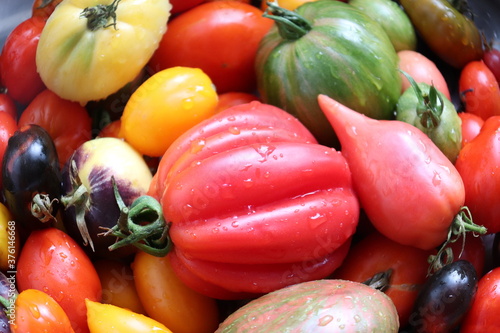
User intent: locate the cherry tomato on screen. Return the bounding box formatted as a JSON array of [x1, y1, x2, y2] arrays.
[[483, 48, 500, 83], [0, 93, 18, 121], [94, 259, 146, 315], [214, 92, 259, 113], [132, 251, 220, 333], [10, 289, 75, 333], [149, 1, 274, 94], [459, 60, 500, 121], [16, 227, 102, 333], [18, 89, 92, 169], [333, 231, 433, 327], [119, 67, 218, 157], [458, 112, 484, 148], [0, 16, 46, 106], [31, 0, 64, 20]]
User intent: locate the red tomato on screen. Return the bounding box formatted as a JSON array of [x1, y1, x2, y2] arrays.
[[458, 112, 484, 147], [11, 289, 75, 333], [97, 120, 123, 139], [170, 0, 206, 14], [148, 1, 274, 94], [16, 228, 102, 333], [460, 267, 500, 332], [31, 0, 64, 20], [455, 116, 500, 234], [333, 231, 433, 327], [448, 234, 486, 278], [18, 89, 92, 169], [214, 92, 259, 113], [0, 93, 18, 121], [0, 16, 46, 106], [459, 60, 500, 121], [0, 112, 19, 188]]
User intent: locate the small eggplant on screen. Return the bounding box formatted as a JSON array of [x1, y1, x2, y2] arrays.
[[406, 260, 478, 333], [60, 137, 153, 259], [2, 124, 62, 234]]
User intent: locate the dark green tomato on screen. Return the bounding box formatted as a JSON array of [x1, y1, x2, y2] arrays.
[[349, 0, 416, 52], [406, 260, 477, 333], [1, 124, 62, 234], [396, 82, 462, 163], [256, 1, 401, 147]]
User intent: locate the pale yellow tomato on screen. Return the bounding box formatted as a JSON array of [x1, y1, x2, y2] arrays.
[[119, 66, 218, 157], [36, 0, 172, 104]]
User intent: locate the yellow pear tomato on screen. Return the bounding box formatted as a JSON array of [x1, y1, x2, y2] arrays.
[[119, 66, 218, 157], [36, 0, 172, 104]]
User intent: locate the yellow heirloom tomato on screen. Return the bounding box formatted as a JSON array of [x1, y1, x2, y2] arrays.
[[86, 299, 173, 333], [36, 0, 172, 104], [119, 66, 218, 157]]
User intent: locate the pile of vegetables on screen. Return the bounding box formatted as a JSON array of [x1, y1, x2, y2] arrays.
[[0, 0, 500, 332]]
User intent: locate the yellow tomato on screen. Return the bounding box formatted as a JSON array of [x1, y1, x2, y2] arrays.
[[132, 251, 220, 333], [0, 202, 18, 271], [36, 0, 172, 104], [120, 66, 218, 157], [86, 299, 173, 333], [261, 0, 321, 11]]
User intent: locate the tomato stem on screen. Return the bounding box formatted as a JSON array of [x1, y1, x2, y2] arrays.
[[363, 269, 392, 292], [427, 206, 487, 275], [99, 177, 172, 257], [31, 193, 58, 224], [80, 0, 121, 31], [263, 1, 312, 40]]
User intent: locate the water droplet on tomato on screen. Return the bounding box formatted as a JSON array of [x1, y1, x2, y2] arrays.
[[318, 315, 333, 326], [432, 171, 442, 186], [182, 98, 194, 110], [29, 304, 40, 319], [228, 127, 240, 135]]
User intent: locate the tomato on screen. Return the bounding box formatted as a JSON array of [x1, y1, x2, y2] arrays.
[[214, 92, 259, 113], [86, 299, 173, 333], [0, 16, 46, 106], [16, 227, 102, 333], [0, 93, 18, 121], [97, 119, 123, 139], [170, 0, 205, 14], [119, 67, 218, 157], [35, 0, 172, 104], [483, 48, 500, 83], [333, 231, 433, 327], [18, 89, 92, 169], [460, 267, 500, 332], [448, 234, 486, 277], [455, 116, 500, 234], [0, 111, 19, 187], [458, 112, 484, 148], [261, 0, 321, 11], [94, 259, 145, 315], [10, 289, 75, 333], [132, 251, 220, 333], [398, 50, 451, 100], [0, 203, 18, 272], [31, 0, 64, 20], [459, 60, 500, 121], [148, 1, 274, 94]]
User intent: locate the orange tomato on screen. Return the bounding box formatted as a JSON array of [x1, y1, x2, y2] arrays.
[[214, 92, 259, 113]]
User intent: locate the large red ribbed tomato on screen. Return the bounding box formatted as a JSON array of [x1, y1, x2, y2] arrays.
[[150, 101, 360, 299]]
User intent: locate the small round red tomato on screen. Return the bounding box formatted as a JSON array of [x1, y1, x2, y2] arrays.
[[148, 1, 274, 93], [16, 227, 102, 333], [459, 60, 500, 121], [458, 112, 484, 147], [18, 89, 92, 169], [332, 231, 433, 327], [460, 266, 500, 332], [0, 16, 46, 106], [11, 289, 74, 333], [214, 92, 259, 113], [0, 93, 18, 121]]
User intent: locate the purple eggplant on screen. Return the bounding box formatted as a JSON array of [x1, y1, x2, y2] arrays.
[[60, 137, 153, 259], [1, 124, 62, 236]]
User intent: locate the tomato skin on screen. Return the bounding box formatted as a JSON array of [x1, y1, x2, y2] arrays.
[[0, 112, 19, 188], [333, 232, 433, 327], [149, 1, 274, 94], [214, 92, 259, 113], [459, 112, 484, 148], [460, 267, 500, 332], [132, 251, 219, 333], [11, 289, 75, 333], [0, 16, 46, 106], [455, 116, 500, 234], [0, 93, 18, 121], [459, 60, 500, 121], [18, 89, 92, 169], [31, 0, 64, 19], [170, 0, 206, 14], [16, 228, 102, 333]]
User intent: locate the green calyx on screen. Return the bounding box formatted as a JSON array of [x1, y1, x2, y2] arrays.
[[80, 0, 121, 31], [263, 1, 312, 40], [100, 177, 172, 257], [400, 70, 444, 130]]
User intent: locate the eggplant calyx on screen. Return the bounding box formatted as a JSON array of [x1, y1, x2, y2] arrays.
[[31, 193, 58, 223], [363, 269, 393, 292], [100, 177, 172, 257], [60, 160, 94, 251], [80, 0, 121, 31], [263, 1, 312, 40], [427, 206, 487, 276]]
